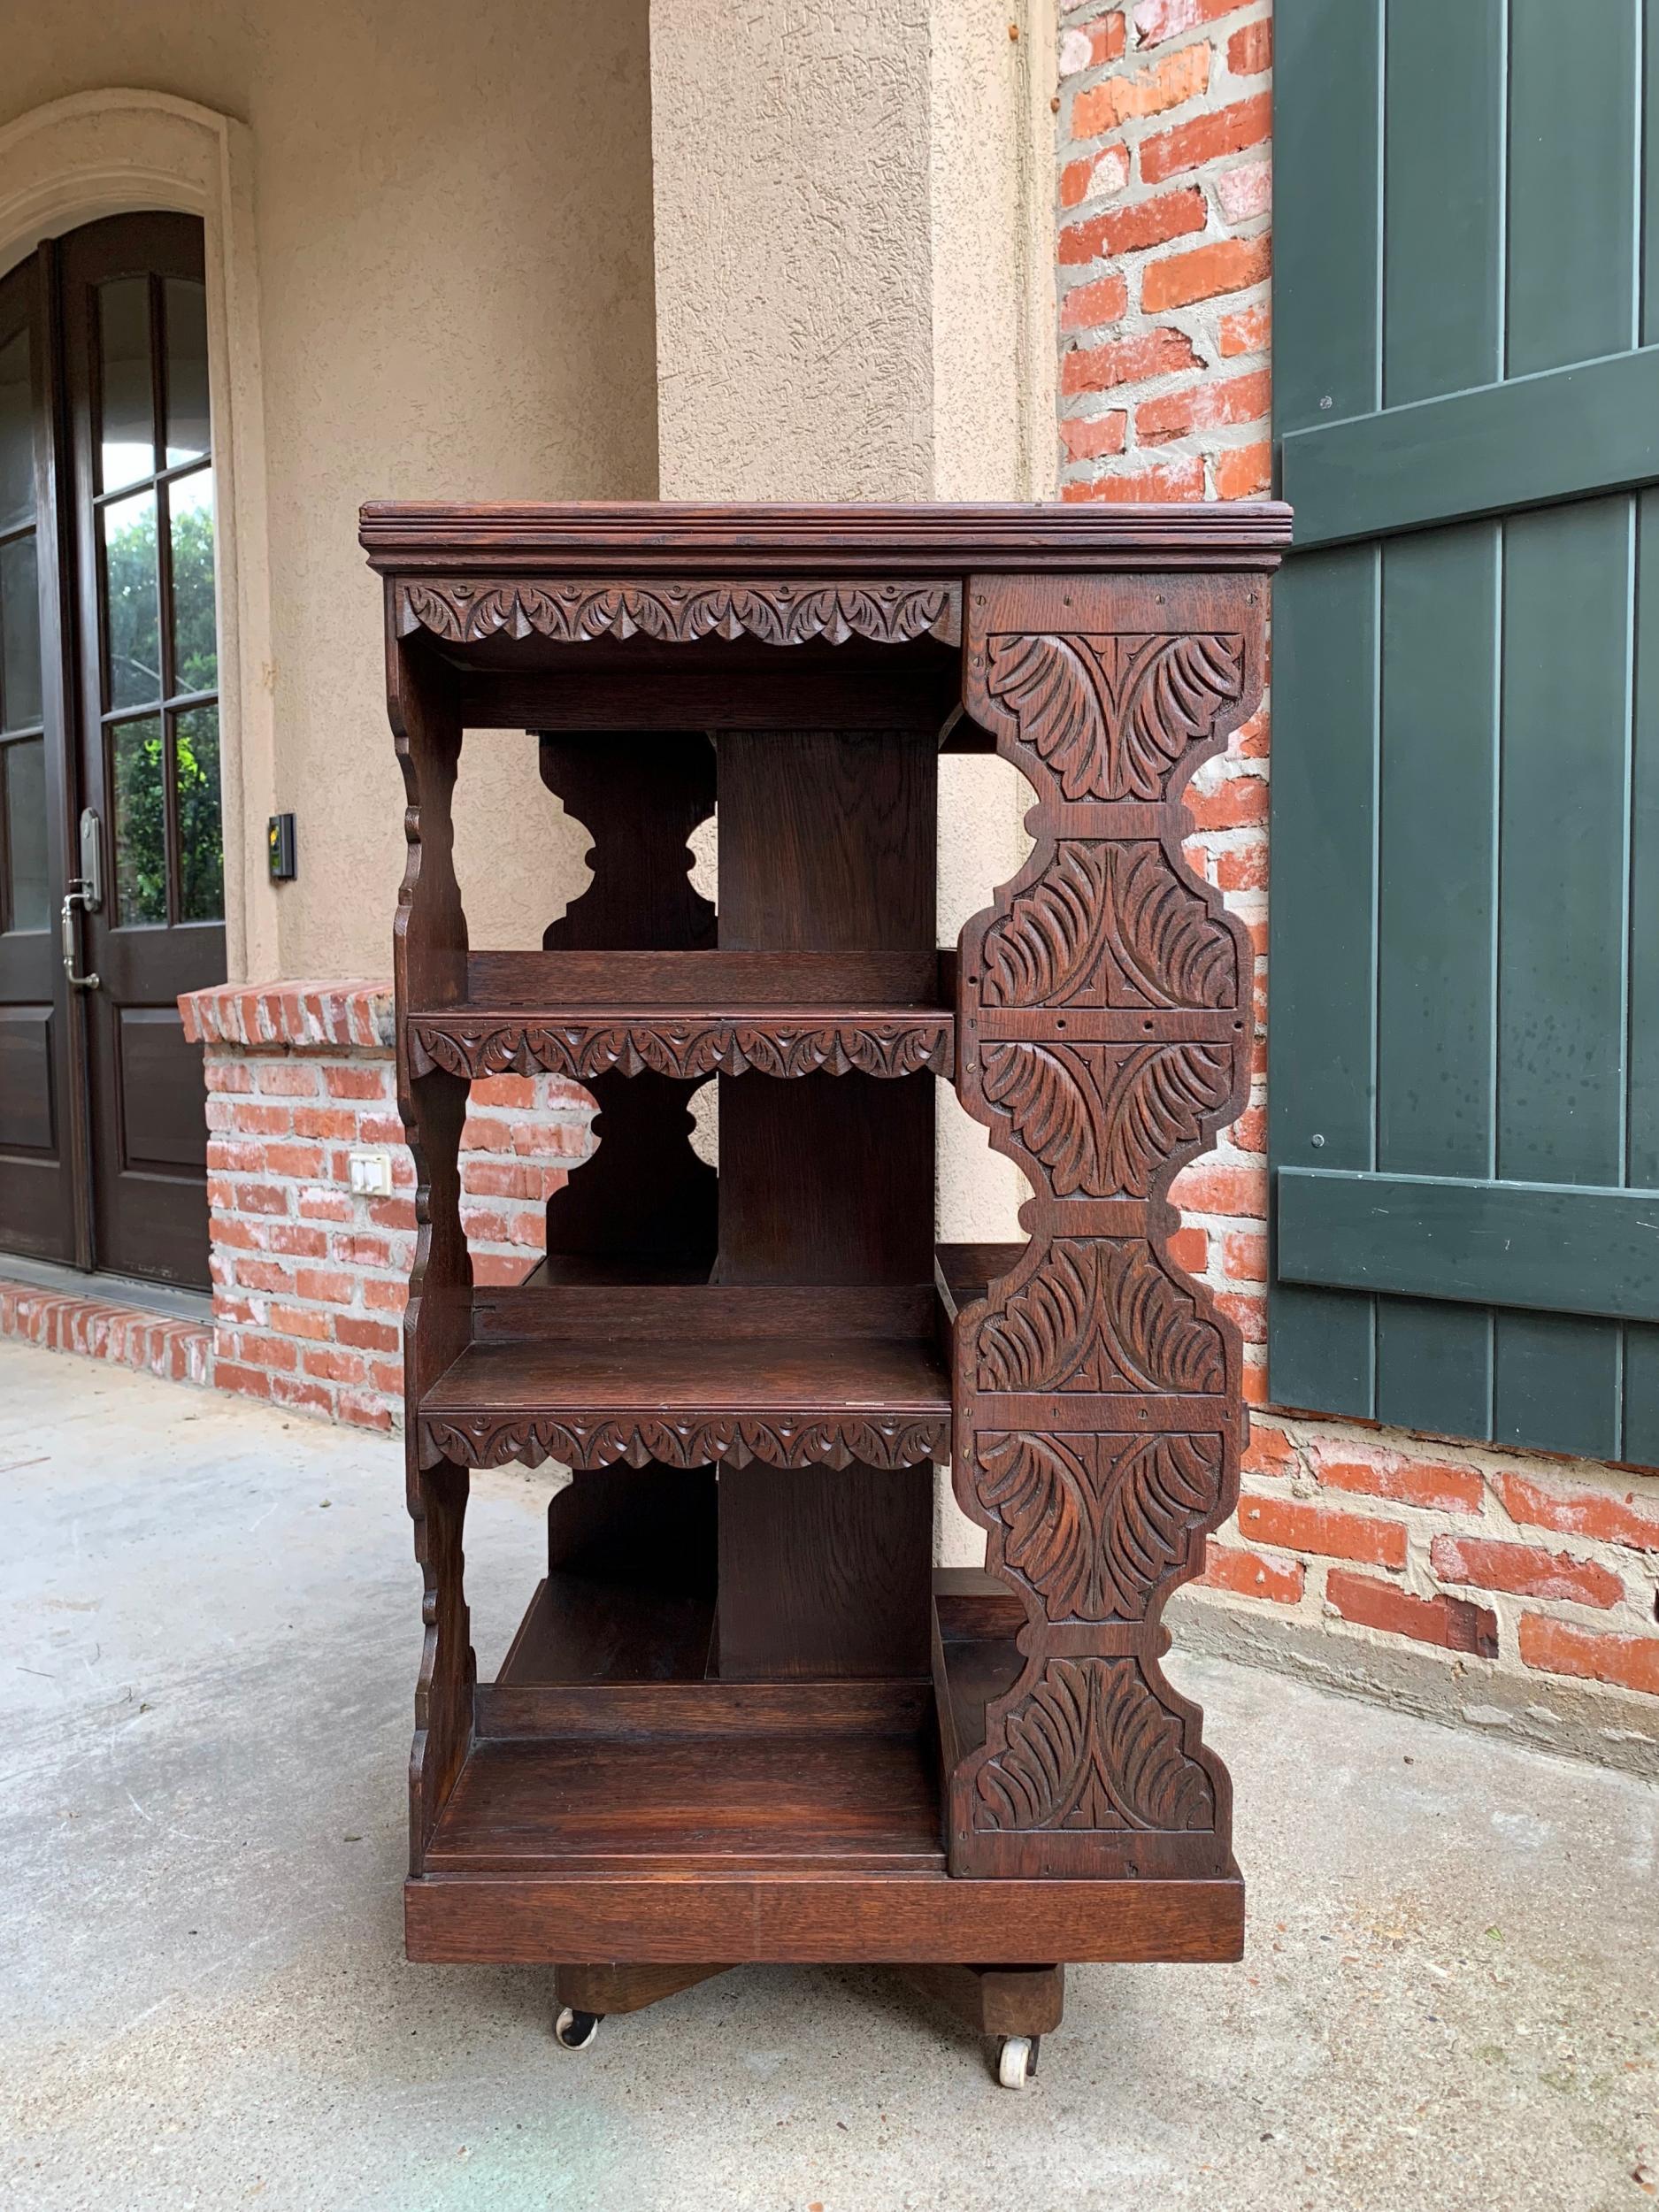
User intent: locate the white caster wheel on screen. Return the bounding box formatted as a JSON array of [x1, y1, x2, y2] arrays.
[[555, 2006, 602, 2051], [996, 2034, 1038, 2090]]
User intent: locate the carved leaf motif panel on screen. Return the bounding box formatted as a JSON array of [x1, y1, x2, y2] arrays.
[[983, 631, 1244, 802], [976, 1428, 1222, 1621], [952, 583, 1263, 1880], [976, 1239, 1225, 1394], [979, 841, 1240, 1011], [972, 1657, 1217, 1834], [397, 579, 960, 648], [411, 1017, 953, 1083], [979, 1039, 1232, 1197], [422, 1410, 948, 1474]]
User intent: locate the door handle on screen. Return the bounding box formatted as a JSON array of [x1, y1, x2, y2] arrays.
[[61, 883, 99, 991]]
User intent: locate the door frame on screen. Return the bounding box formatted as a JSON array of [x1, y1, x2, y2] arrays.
[[0, 88, 276, 988], [0, 239, 90, 1266]]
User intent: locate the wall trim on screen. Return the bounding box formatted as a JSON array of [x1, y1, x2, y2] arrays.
[[0, 88, 277, 981]]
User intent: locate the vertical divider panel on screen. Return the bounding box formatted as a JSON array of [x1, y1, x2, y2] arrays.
[[948, 571, 1266, 1878], [712, 726, 937, 1678]]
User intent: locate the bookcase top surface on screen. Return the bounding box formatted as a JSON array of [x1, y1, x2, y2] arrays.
[[359, 498, 1292, 575]]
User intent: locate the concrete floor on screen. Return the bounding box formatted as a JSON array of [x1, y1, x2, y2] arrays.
[[3, 1339, 1655, 2212]]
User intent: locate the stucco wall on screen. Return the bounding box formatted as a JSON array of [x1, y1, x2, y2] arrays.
[[0, 0, 657, 980], [650, 0, 934, 503]]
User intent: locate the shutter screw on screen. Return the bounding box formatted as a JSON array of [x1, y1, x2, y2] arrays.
[[1311, 1133, 1325, 1148]]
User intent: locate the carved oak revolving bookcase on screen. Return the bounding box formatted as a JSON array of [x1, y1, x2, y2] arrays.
[[361, 499, 1289, 2089]]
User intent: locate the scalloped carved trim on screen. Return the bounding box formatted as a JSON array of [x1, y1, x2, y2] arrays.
[[410, 1016, 953, 1082], [976, 1429, 1222, 1621], [396, 579, 960, 648], [980, 841, 1239, 1010], [973, 1655, 1217, 1832], [421, 1411, 948, 1472], [975, 1238, 1225, 1393], [985, 631, 1243, 801], [978, 1039, 1232, 1196]]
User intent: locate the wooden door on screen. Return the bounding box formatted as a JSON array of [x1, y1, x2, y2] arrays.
[[60, 215, 224, 1287], [1270, 0, 1659, 1466], [0, 250, 81, 1263]]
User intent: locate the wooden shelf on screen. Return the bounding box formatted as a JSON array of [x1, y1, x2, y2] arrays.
[[427, 1680, 942, 1875], [418, 1321, 951, 1471]]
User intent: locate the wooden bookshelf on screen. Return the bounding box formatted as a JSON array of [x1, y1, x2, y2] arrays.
[[361, 499, 1288, 2085]]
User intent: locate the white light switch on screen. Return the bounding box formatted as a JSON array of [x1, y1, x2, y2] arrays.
[[347, 1148, 394, 1197]]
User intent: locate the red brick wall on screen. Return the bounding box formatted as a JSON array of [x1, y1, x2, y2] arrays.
[[1052, 0, 1659, 1734], [180, 984, 589, 1431], [1057, 0, 1271, 503]]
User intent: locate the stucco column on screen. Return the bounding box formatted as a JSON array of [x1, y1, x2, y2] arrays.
[[650, 1, 1057, 1555], [650, 0, 1056, 505]]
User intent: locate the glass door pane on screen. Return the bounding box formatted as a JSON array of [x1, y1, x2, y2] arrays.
[[96, 276, 154, 495], [163, 279, 210, 466], [168, 466, 216, 693], [102, 488, 161, 712], [0, 329, 31, 530], [0, 312, 45, 941]]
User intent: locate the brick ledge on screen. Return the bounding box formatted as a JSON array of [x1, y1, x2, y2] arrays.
[[0, 1279, 213, 1387], [180, 980, 394, 1053]]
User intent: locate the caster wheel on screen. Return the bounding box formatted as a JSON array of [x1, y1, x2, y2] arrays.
[[996, 2034, 1039, 2091], [554, 2006, 603, 2051]]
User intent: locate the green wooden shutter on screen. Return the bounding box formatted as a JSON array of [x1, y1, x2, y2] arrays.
[[1270, 0, 1659, 1468]]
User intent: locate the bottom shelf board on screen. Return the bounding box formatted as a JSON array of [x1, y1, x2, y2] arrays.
[[406, 1867, 1245, 1966], [424, 1715, 944, 1876]]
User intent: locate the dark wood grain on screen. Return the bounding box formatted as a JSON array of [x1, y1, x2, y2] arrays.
[[934, 1242, 1026, 1322], [555, 1962, 732, 2016], [372, 498, 1283, 2035], [406, 1869, 1247, 1965], [478, 1678, 933, 1739], [488, 1571, 714, 1691], [540, 731, 716, 953], [707, 721, 940, 1677], [716, 1463, 933, 1679], [423, 1727, 946, 1873], [947, 570, 1267, 1882], [359, 499, 1292, 575], [464, 949, 943, 1006], [422, 1325, 949, 1404], [901, 1962, 1065, 2037], [472, 1281, 937, 1343]]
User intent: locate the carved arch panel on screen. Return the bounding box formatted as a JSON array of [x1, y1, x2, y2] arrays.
[[948, 570, 1265, 1881]]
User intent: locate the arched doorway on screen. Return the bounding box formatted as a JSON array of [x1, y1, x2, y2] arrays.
[[0, 211, 225, 1287]]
